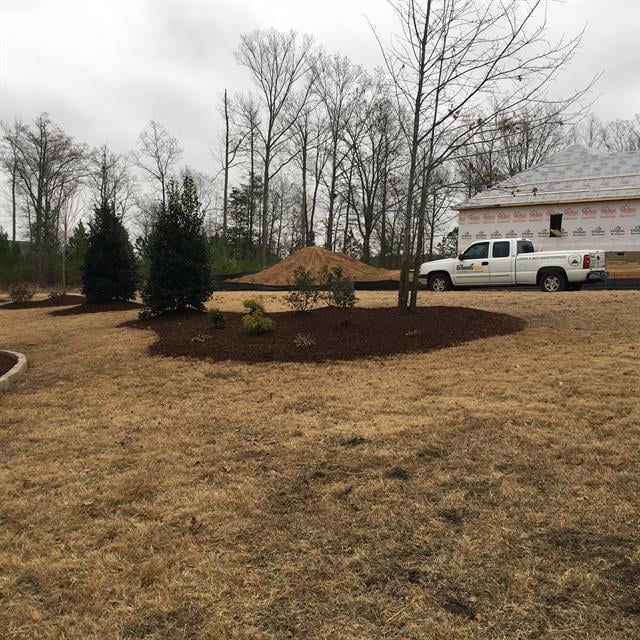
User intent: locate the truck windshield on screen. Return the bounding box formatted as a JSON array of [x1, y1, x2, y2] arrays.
[[517, 241, 534, 254]]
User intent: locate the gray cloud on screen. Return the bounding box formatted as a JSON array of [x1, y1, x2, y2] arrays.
[[1, 0, 638, 233]]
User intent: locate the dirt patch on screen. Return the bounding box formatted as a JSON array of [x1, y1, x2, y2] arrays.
[[125, 305, 525, 363], [0, 351, 18, 376], [231, 246, 395, 285], [1, 294, 85, 309], [50, 301, 143, 316]]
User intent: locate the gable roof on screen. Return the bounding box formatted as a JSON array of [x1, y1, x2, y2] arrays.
[[455, 145, 640, 210]]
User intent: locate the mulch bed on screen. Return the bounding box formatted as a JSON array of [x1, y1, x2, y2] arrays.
[[0, 352, 18, 377], [1, 294, 85, 309], [50, 301, 143, 316], [125, 306, 526, 363]]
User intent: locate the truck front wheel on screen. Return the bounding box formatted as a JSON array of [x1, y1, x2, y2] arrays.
[[428, 273, 452, 292], [539, 270, 567, 292]]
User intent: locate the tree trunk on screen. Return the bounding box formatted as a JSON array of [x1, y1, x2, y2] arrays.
[[261, 165, 270, 268], [410, 163, 430, 311], [398, 0, 431, 312], [301, 130, 309, 246], [222, 89, 230, 252], [325, 138, 339, 250], [10, 159, 17, 244]]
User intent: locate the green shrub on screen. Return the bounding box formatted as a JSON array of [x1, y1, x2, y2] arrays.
[[9, 284, 34, 304], [141, 175, 213, 315], [207, 308, 225, 329], [83, 200, 138, 304], [293, 333, 315, 348], [284, 266, 319, 312], [241, 297, 272, 334], [320, 267, 357, 310], [242, 297, 266, 315], [242, 312, 273, 334]]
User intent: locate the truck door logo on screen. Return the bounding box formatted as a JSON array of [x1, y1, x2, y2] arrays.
[[568, 255, 580, 266]]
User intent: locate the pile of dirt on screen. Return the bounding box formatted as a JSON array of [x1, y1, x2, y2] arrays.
[[1, 294, 85, 309], [231, 246, 396, 285], [125, 306, 525, 363]]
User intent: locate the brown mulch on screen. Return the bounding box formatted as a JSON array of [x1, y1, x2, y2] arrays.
[[125, 306, 526, 363], [0, 352, 18, 377], [50, 301, 143, 316], [1, 294, 85, 309]]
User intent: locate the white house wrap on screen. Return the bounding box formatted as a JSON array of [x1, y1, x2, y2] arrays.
[[455, 146, 640, 252]]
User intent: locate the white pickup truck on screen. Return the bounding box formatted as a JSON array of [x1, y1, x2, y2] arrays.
[[418, 238, 607, 292]]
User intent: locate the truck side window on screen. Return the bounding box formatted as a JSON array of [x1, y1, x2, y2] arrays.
[[492, 241, 510, 258], [517, 241, 534, 254], [461, 242, 489, 260]]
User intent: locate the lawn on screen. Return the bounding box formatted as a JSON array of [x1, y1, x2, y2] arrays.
[[0, 290, 638, 639]]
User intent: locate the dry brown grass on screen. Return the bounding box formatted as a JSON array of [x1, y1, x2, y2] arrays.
[[1, 290, 638, 639]]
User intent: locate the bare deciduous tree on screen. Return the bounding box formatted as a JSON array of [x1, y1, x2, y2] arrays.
[[316, 53, 365, 250], [1, 114, 86, 281], [131, 120, 182, 210], [374, 0, 589, 310], [88, 145, 136, 221], [235, 29, 315, 267]]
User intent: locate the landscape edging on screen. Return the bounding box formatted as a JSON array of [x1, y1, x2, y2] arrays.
[[0, 351, 28, 391]]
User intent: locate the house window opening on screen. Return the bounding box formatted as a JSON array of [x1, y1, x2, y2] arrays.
[[550, 214, 563, 238]]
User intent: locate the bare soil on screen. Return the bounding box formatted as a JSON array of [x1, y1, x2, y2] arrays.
[[127, 306, 525, 363], [0, 351, 17, 376], [1, 294, 85, 309]]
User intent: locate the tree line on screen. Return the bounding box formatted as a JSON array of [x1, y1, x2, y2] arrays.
[[2, 0, 639, 308]]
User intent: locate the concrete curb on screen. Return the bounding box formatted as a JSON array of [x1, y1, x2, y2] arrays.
[[0, 351, 28, 392]]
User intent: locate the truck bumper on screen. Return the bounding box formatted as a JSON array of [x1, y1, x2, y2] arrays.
[[587, 270, 608, 282]]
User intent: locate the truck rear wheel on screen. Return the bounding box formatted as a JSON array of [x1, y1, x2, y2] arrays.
[[428, 273, 452, 292], [539, 270, 567, 292]]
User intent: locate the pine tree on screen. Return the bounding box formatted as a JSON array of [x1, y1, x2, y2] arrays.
[[66, 222, 89, 287], [82, 201, 138, 303], [142, 175, 213, 315]]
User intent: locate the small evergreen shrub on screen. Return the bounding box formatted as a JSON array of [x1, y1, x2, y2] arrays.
[[284, 266, 319, 312], [241, 297, 272, 334], [242, 312, 273, 334], [207, 308, 225, 329], [293, 333, 315, 348], [9, 284, 34, 304], [242, 297, 266, 315], [320, 267, 357, 310]]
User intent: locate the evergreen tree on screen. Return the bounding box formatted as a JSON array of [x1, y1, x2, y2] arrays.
[[82, 201, 138, 303], [66, 222, 89, 287], [436, 227, 459, 258], [142, 175, 213, 314]]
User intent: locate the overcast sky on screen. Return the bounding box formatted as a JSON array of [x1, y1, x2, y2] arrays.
[[1, 0, 639, 231]]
